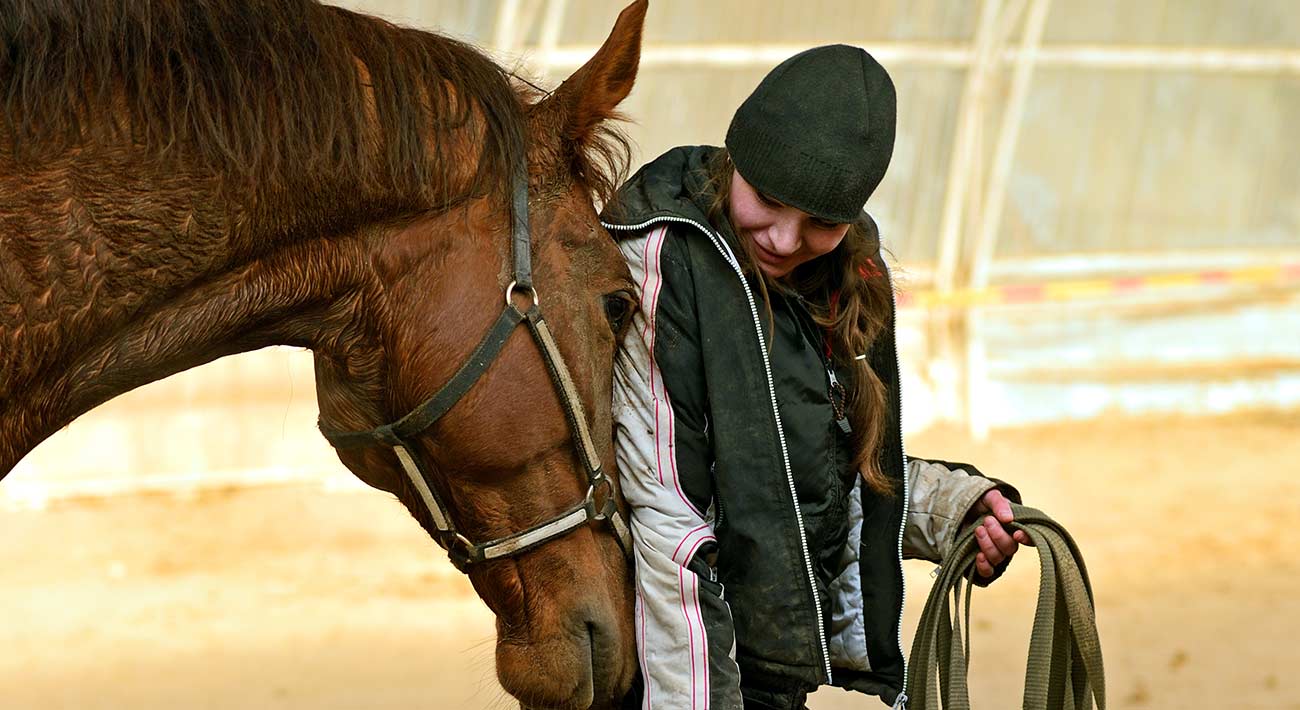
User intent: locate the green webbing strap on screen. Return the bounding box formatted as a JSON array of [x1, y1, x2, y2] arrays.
[[906, 503, 1106, 710]]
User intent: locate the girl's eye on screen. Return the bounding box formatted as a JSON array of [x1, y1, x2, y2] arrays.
[[756, 191, 783, 208], [812, 218, 842, 230]]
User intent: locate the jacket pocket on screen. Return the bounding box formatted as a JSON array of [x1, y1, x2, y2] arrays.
[[686, 550, 726, 599]]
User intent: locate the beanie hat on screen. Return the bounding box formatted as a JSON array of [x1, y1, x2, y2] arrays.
[[725, 44, 896, 224]]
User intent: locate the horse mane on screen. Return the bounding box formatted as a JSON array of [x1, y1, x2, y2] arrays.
[[0, 0, 573, 211]]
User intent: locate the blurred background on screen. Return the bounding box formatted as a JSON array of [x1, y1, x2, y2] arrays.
[[3, 1, 1297, 708]]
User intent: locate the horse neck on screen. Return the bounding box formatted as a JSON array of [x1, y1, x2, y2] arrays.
[[0, 2, 529, 476], [0, 154, 387, 476]]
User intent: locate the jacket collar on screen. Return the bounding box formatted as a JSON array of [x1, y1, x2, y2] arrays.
[[600, 145, 746, 253]]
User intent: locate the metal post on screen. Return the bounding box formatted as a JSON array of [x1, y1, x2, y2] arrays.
[[928, 0, 1004, 428], [970, 0, 1053, 292], [493, 0, 523, 54], [965, 0, 1053, 440], [535, 0, 569, 80], [934, 0, 1004, 296]]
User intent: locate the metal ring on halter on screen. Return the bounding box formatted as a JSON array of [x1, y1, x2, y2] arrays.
[[504, 280, 539, 308], [585, 476, 615, 520]]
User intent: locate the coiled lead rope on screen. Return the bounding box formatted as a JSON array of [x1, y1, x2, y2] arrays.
[[906, 503, 1106, 710]]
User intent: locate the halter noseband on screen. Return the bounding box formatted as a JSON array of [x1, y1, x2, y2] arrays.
[[318, 161, 632, 572]]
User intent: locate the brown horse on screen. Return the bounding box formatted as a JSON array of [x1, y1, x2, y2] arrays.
[[0, 1, 647, 707]]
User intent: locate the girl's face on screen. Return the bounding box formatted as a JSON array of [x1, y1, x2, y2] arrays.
[[728, 169, 850, 279]]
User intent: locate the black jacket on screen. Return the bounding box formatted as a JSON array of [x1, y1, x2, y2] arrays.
[[605, 146, 1011, 708]]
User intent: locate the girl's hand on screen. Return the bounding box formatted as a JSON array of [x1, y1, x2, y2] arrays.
[[968, 489, 1031, 579]]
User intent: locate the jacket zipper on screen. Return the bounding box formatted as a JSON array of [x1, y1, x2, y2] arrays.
[[826, 368, 852, 435], [884, 259, 910, 710], [604, 216, 836, 683], [789, 293, 852, 437]]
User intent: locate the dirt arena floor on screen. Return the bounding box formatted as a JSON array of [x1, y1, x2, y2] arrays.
[[2, 410, 1297, 710]]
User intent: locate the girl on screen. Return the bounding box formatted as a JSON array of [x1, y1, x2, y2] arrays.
[[603, 45, 1028, 709]]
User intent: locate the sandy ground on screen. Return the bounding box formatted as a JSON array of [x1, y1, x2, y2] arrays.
[[2, 410, 1298, 710]]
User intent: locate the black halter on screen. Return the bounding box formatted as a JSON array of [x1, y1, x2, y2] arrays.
[[319, 161, 632, 572]]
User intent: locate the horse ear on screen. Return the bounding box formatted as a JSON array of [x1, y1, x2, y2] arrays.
[[544, 0, 646, 142]]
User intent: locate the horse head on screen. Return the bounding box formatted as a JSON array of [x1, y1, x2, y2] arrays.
[[314, 3, 648, 707]]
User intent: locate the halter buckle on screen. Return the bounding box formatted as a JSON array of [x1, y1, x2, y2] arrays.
[[444, 532, 478, 572]]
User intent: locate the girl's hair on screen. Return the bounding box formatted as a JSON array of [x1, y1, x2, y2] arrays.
[[703, 149, 896, 495]]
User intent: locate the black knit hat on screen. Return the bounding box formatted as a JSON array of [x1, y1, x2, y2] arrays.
[[725, 44, 896, 224]]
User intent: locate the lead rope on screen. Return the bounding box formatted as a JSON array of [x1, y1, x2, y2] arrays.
[[906, 503, 1106, 710]]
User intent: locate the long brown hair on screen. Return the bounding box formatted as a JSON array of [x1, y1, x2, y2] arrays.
[[704, 149, 896, 495]]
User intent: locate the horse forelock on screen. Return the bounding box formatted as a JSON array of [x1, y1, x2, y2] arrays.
[[0, 0, 526, 212]]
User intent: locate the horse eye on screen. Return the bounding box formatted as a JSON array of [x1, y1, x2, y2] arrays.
[[603, 291, 636, 336]]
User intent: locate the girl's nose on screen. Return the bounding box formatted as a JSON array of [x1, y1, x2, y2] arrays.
[[769, 217, 803, 256]]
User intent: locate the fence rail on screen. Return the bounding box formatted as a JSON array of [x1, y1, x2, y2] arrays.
[[902, 260, 1300, 308], [535, 42, 1300, 73]]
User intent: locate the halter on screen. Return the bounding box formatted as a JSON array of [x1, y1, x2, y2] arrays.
[[318, 159, 632, 572]]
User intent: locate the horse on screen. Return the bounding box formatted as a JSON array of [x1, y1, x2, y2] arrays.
[[0, 1, 648, 707]]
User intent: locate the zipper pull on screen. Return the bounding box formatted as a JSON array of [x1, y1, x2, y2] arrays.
[[828, 369, 852, 435]]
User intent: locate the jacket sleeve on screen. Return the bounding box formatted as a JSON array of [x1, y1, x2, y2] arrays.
[[903, 457, 1023, 574], [613, 226, 744, 709]]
